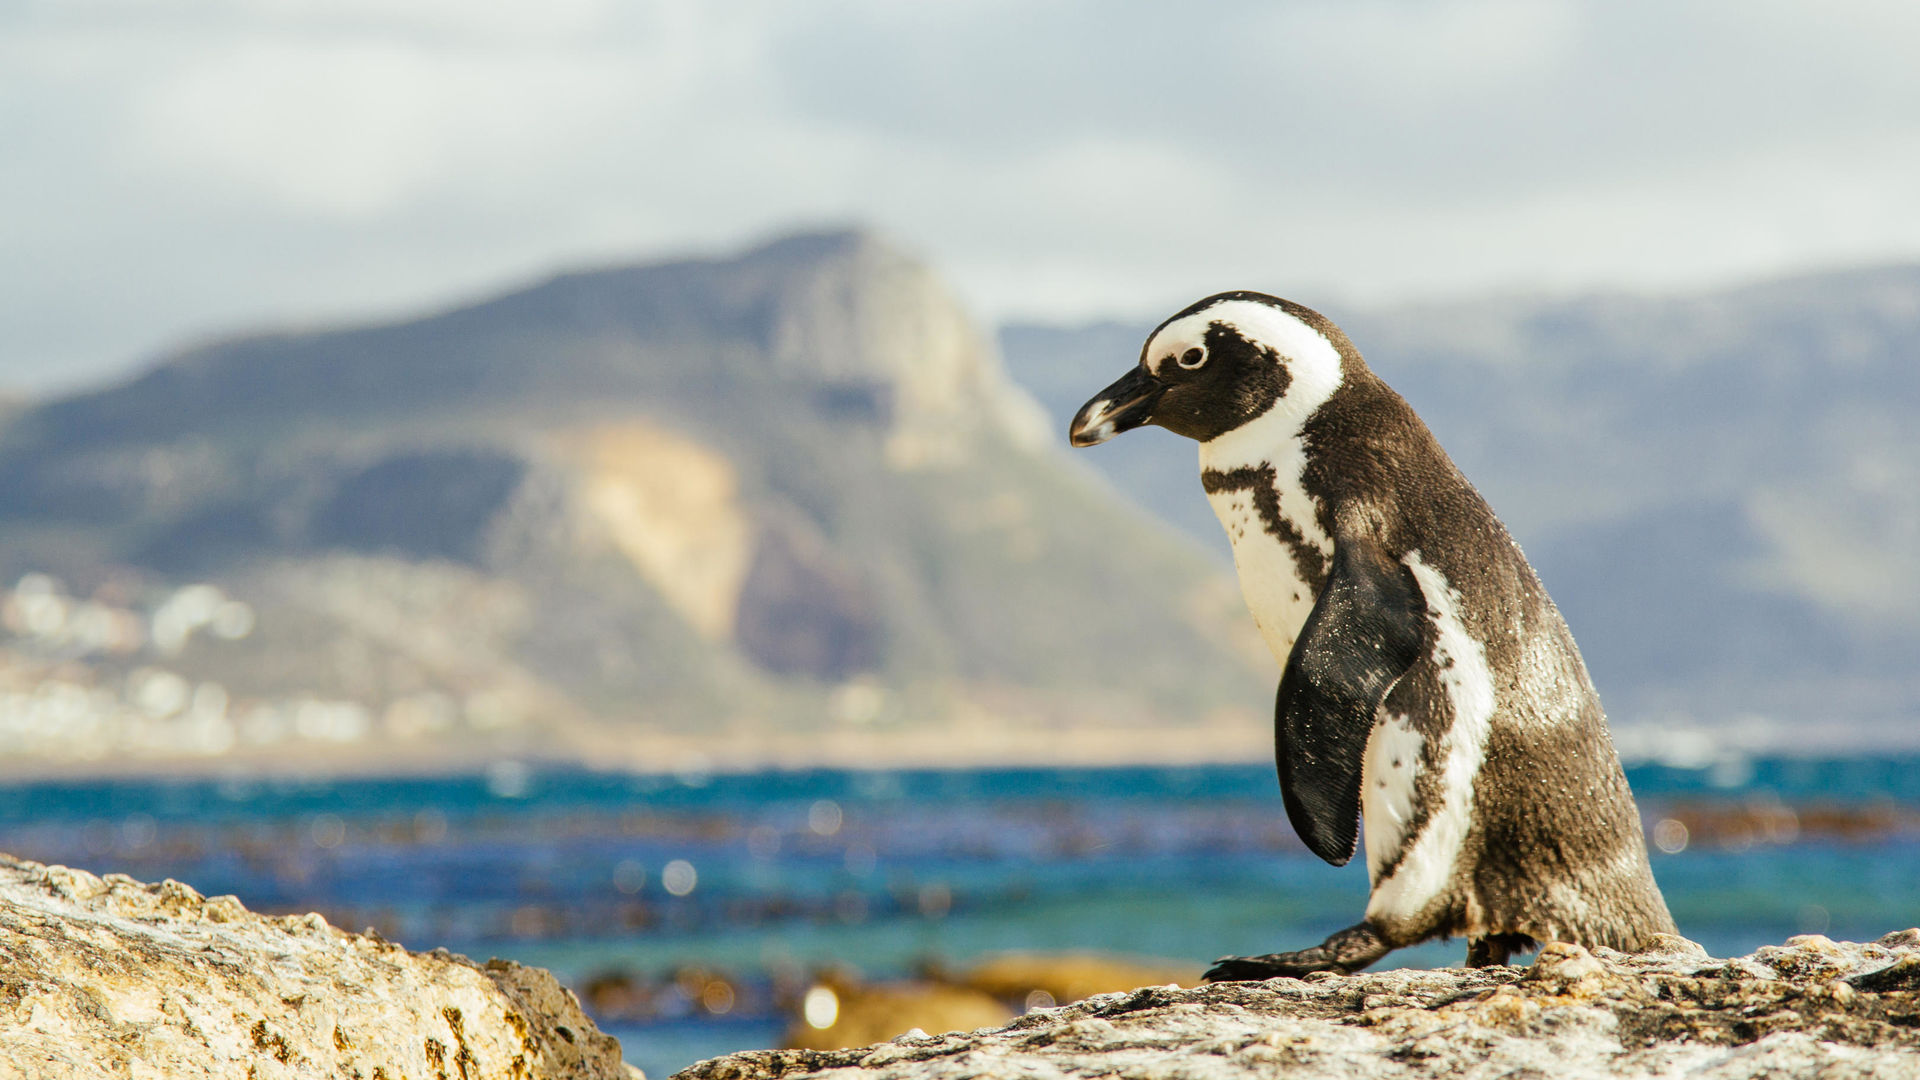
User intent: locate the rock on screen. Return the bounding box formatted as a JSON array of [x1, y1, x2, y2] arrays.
[[778, 952, 1207, 1054], [679, 932, 1920, 1080], [0, 853, 634, 1080], [957, 951, 1202, 1007], [783, 977, 1013, 1053]]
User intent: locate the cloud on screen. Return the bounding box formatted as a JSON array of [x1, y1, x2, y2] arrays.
[[2, 0, 1920, 392], [39, 0, 625, 43], [126, 38, 639, 216]]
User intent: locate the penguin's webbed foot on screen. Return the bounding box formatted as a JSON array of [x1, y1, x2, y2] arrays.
[[1203, 953, 1334, 981], [1203, 922, 1392, 982]]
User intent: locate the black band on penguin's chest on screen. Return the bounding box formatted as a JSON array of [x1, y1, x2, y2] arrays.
[[1202, 465, 1331, 595]]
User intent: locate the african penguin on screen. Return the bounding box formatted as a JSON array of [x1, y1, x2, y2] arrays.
[[1068, 291, 1676, 978]]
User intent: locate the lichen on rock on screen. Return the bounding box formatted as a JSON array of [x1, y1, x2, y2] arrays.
[[679, 931, 1920, 1080], [0, 853, 634, 1079]]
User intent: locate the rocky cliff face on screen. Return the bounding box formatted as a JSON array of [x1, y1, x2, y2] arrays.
[[0, 853, 632, 1079], [0, 230, 1265, 774], [683, 932, 1920, 1080]]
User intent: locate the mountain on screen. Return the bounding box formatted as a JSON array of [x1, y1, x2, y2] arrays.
[[1002, 266, 1920, 751], [0, 231, 1267, 775]]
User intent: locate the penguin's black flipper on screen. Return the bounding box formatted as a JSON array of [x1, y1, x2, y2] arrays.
[[1275, 535, 1427, 865]]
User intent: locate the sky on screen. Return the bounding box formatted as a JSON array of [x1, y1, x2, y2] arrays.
[[5, 0, 1920, 396]]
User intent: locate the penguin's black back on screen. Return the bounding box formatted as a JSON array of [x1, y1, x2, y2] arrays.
[[1300, 367, 1675, 949]]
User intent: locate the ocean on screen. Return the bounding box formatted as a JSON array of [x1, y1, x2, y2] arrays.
[[2, 756, 1916, 1077]]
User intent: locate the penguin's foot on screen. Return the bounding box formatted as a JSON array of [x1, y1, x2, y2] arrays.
[[1203, 922, 1391, 981], [1465, 932, 1538, 968]]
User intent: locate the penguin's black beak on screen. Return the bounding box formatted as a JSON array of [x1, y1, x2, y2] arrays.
[[1069, 367, 1164, 447]]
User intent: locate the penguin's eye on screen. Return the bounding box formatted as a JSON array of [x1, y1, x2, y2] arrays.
[[1177, 346, 1207, 370]]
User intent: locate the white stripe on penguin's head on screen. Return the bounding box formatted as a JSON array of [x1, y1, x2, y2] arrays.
[[1140, 296, 1346, 452], [1145, 298, 1343, 412]]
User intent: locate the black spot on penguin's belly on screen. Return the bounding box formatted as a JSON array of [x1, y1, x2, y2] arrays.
[[1202, 465, 1329, 593]]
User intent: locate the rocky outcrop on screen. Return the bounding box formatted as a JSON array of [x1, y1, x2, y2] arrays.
[[784, 952, 1207, 1053], [0, 229, 1267, 777], [682, 932, 1920, 1080], [0, 854, 632, 1079]]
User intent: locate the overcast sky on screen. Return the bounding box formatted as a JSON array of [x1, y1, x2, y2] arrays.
[[6, 0, 1920, 396]]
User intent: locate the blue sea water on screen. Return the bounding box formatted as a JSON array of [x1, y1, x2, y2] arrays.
[[1, 758, 1916, 1077]]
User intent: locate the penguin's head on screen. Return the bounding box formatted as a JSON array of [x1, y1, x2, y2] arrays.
[[1068, 291, 1347, 447]]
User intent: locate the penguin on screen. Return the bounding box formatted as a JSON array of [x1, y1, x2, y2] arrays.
[[1068, 291, 1676, 978]]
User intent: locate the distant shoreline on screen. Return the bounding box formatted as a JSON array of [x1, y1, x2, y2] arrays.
[[5, 716, 1920, 786], [0, 722, 1279, 785]]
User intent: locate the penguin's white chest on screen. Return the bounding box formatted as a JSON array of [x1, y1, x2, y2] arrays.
[[1200, 439, 1333, 668], [1207, 489, 1319, 664]]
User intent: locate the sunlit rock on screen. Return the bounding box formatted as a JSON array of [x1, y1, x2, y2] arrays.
[[781, 975, 1011, 1054], [957, 952, 1203, 1009], [0, 854, 635, 1080], [689, 932, 1920, 1080]]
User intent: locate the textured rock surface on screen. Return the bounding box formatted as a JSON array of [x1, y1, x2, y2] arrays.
[[0, 854, 632, 1079], [681, 932, 1920, 1080]]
